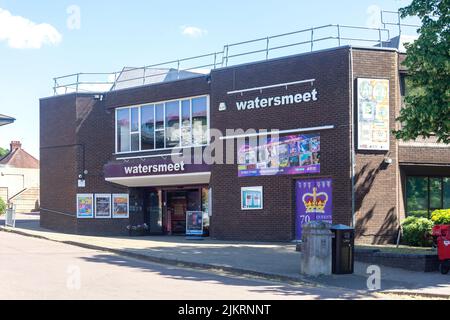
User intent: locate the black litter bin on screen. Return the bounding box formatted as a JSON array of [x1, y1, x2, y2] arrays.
[[330, 224, 355, 274]]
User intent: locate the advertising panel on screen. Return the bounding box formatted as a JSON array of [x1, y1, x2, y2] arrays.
[[186, 211, 204, 236], [95, 194, 112, 219], [357, 78, 390, 150], [77, 194, 94, 219], [238, 134, 320, 177], [241, 187, 263, 210], [295, 178, 332, 240], [112, 194, 129, 219]]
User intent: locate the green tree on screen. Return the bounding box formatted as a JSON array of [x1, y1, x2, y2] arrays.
[[394, 0, 450, 144], [0, 147, 8, 158]]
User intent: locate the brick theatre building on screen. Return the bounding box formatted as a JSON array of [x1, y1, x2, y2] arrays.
[[39, 27, 450, 244]]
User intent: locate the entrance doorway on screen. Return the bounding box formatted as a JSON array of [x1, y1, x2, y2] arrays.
[[165, 189, 200, 234], [144, 187, 210, 236]]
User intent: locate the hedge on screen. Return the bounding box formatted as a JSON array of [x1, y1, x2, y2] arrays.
[[431, 209, 450, 225], [0, 198, 6, 215], [401, 216, 434, 247]]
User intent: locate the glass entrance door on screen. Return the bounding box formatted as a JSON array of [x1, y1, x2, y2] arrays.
[[164, 189, 202, 235], [145, 189, 163, 234], [146, 187, 210, 236]]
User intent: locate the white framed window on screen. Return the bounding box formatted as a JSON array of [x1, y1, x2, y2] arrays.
[[115, 95, 209, 154]]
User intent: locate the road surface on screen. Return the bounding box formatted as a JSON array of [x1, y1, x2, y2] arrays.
[[0, 231, 390, 300]]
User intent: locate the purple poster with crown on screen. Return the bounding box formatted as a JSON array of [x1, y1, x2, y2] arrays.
[[295, 178, 333, 240]]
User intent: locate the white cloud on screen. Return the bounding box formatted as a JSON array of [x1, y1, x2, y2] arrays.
[[0, 8, 62, 49], [180, 26, 208, 38], [366, 5, 382, 29]]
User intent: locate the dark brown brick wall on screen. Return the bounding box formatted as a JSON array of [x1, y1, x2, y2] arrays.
[[40, 47, 449, 242], [352, 48, 400, 244], [399, 146, 450, 165], [40, 94, 78, 233], [40, 77, 211, 235], [209, 48, 352, 241], [104, 76, 210, 109]]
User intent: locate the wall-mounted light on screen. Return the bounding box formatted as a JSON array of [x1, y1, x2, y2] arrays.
[[384, 157, 393, 165]]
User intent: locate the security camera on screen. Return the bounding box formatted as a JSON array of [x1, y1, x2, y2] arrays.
[[384, 157, 393, 165]]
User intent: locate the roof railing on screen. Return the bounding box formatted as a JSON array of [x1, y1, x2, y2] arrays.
[[53, 23, 404, 95]]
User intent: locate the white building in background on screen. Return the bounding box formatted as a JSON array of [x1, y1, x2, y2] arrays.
[[0, 141, 40, 213]]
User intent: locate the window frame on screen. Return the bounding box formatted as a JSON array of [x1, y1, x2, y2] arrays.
[[406, 175, 450, 218], [114, 95, 210, 155]]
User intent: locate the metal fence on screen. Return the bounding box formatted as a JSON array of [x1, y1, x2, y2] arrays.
[[53, 12, 419, 95]]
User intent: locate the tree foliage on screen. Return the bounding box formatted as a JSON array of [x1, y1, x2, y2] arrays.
[[394, 0, 450, 143], [0, 147, 8, 158]]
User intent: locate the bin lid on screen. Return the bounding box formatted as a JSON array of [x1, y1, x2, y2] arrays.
[[330, 224, 354, 230]]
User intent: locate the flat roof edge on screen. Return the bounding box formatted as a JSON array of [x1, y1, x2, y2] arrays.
[[42, 74, 209, 101]]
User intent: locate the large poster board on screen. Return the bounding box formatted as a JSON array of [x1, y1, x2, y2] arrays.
[[95, 194, 112, 219], [186, 211, 204, 236], [357, 78, 390, 150], [77, 194, 94, 219], [296, 179, 332, 240], [238, 134, 320, 177], [112, 194, 129, 219]]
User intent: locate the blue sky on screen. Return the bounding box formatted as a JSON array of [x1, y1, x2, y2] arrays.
[[0, 0, 416, 158]]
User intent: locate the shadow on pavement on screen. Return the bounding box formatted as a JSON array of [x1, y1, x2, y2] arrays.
[[80, 252, 378, 300]]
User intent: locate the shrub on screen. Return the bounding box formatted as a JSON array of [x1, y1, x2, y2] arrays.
[[431, 209, 450, 225], [408, 210, 429, 218], [0, 198, 6, 215], [401, 216, 434, 247]]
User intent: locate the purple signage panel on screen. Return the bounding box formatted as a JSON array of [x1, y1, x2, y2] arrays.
[[295, 178, 332, 240], [104, 158, 210, 179]]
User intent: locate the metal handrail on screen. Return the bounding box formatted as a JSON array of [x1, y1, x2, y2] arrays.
[[381, 10, 420, 35], [53, 22, 406, 95]]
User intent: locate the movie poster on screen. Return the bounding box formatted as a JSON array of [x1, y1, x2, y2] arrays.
[[295, 179, 332, 240], [95, 194, 111, 219], [112, 194, 129, 219], [357, 78, 390, 150], [241, 187, 263, 210], [77, 194, 94, 219], [238, 134, 320, 177], [186, 211, 204, 236]]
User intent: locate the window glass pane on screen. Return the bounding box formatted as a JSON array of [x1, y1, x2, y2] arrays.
[[148, 190, 163, 233], [117, 108, 130, 152], [131, 107, 139, 132], [181, 127, 192, 146], [131, 133, 140, 151], [181, 100, 191, 126], [202, 188, 210, 232], [406, 176, 428, 217], [141, 105, 154, 150], [181, 100, 192, 146], [430, 178, 443, 209], [155, 130, 165, 149], [192, 97, 208, 145], [444, 177, 450, 209], [166, 101, 180, 148], [155, 104, 164, 130]]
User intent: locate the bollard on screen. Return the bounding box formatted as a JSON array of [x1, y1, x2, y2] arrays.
[[300, 221, 332, 276]]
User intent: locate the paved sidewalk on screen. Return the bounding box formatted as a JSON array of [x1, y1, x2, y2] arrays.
[[1, 215, 449, 298]]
